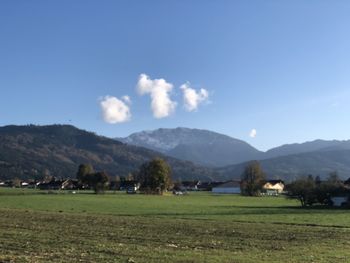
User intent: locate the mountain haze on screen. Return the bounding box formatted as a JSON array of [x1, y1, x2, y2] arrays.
[[264, 139, 350, 159], [218, 149, 350, 182]]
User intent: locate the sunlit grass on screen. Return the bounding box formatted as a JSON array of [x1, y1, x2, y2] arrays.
[[0, 188, 349, 262]]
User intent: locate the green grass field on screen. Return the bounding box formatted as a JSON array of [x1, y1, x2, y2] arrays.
[[0, 188, 350, 262]]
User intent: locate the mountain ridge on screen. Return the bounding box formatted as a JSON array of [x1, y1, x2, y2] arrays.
[[2, 124, 350, 183], [0, 124, 218, 181], [218, 149, 350, 181], [120, 128, 350, 181], [118, 127, 263, 167]]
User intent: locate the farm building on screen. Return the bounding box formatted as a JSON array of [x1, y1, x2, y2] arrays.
[[262, 180, 285, 195], [212, 181, 241, 194], [180, 181, 200, 191], [61, 179, 79, 190]]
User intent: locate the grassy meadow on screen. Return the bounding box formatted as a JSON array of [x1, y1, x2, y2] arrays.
[[0, 188, 350, 262]]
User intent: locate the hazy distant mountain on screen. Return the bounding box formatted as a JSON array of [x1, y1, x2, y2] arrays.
[[218, 149, 350, 182], [119, 127, 262, 167], [0, 125, 218, 181], [120, 128, 350, 181], [264, 139, 350, 159]]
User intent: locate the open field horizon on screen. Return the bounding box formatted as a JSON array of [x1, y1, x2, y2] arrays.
[[1, 189, 350, 262]]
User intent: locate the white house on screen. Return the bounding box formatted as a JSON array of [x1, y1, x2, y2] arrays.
[[262, 180, 285, 195], [212, 181, 241, 194]]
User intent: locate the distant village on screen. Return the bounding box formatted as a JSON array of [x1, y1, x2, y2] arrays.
[[1, 176, 350, 207], [0, 177, 284, 194]]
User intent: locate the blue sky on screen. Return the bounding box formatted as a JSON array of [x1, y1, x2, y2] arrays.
[[1, 0, 350, 151]]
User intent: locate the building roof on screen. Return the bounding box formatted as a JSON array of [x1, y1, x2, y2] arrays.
[[265, 180, 284, 185]]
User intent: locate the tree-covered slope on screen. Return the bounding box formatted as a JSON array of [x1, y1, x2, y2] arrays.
[[0, 125, 218, 181]]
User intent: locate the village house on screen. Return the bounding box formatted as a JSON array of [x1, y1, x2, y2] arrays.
[[180, 181, 201, 191], [61, 179, 79, 190], [119, 180, 140, 191], [262, 180, 285, 195], [37, 179, 64, 190]]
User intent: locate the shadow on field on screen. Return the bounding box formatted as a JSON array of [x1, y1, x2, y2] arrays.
[[218, 205, 350, 210], [138, 206, 350, 218]]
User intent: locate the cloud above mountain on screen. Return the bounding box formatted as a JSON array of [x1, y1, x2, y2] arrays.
[[100, 96, 131, 124], [180, 83, 209, 112], [136, 73, 177, 118], [249, 129, 257, 138]]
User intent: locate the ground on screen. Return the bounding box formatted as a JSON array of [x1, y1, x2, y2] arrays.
[[0, 188, 349, 262]]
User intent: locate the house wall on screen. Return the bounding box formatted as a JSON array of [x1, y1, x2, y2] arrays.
[[263, 183, 284, 193], [331, 197, 348, 207], [212, 187, 240, 194]]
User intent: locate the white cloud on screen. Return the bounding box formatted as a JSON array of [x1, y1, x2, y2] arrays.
[[100, 96, 131, 124], [180, 83, 209, 112], [249, 129, 257, 138], [136, 73, 177, 118], [122, 95, 131, 104]]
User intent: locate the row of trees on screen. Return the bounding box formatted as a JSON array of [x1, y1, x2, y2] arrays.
[[79, 158, 349, 207], [76, 158, 172, 194], [239, 161, 349, 207], [286, 172, 347, 207]]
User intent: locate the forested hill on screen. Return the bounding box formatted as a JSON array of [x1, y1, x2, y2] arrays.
[[0, 125, 218, 181]]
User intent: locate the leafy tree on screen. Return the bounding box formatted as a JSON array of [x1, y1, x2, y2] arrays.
[[286, 176, 317, 207], [240, 161, 265, 196], [126, 173, 134, 181], [87, 171, 109, 194], [316, 172, 345, 204], [76, 164, 94, 184], [327, 171, 341, 185], [76, 164, 109, 194], [314, 175, 321, 186], [43, 169, 53, 182], [136, 158, 172, 194], [12, 178, 22, 188], [287, 173, 349, 207]]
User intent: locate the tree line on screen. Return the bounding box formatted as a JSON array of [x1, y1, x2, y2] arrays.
[[240, 161, 349, 207], [286, 172, 348, 207], [76, 158, 172, 194]]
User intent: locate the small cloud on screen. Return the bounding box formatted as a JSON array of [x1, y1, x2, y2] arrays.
[[122, 95, 131, 104], [180, 83, 209, 112], [100, 96, 131, 124], [249, 129, 257, 138], [136, 73, 177, 118]]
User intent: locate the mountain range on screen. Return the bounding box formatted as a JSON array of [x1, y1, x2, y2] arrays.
[[121, 128, 350, 180], [1, 124, 350, 182], [118, 127, 261, 167], [0, 125, 217, 182]]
